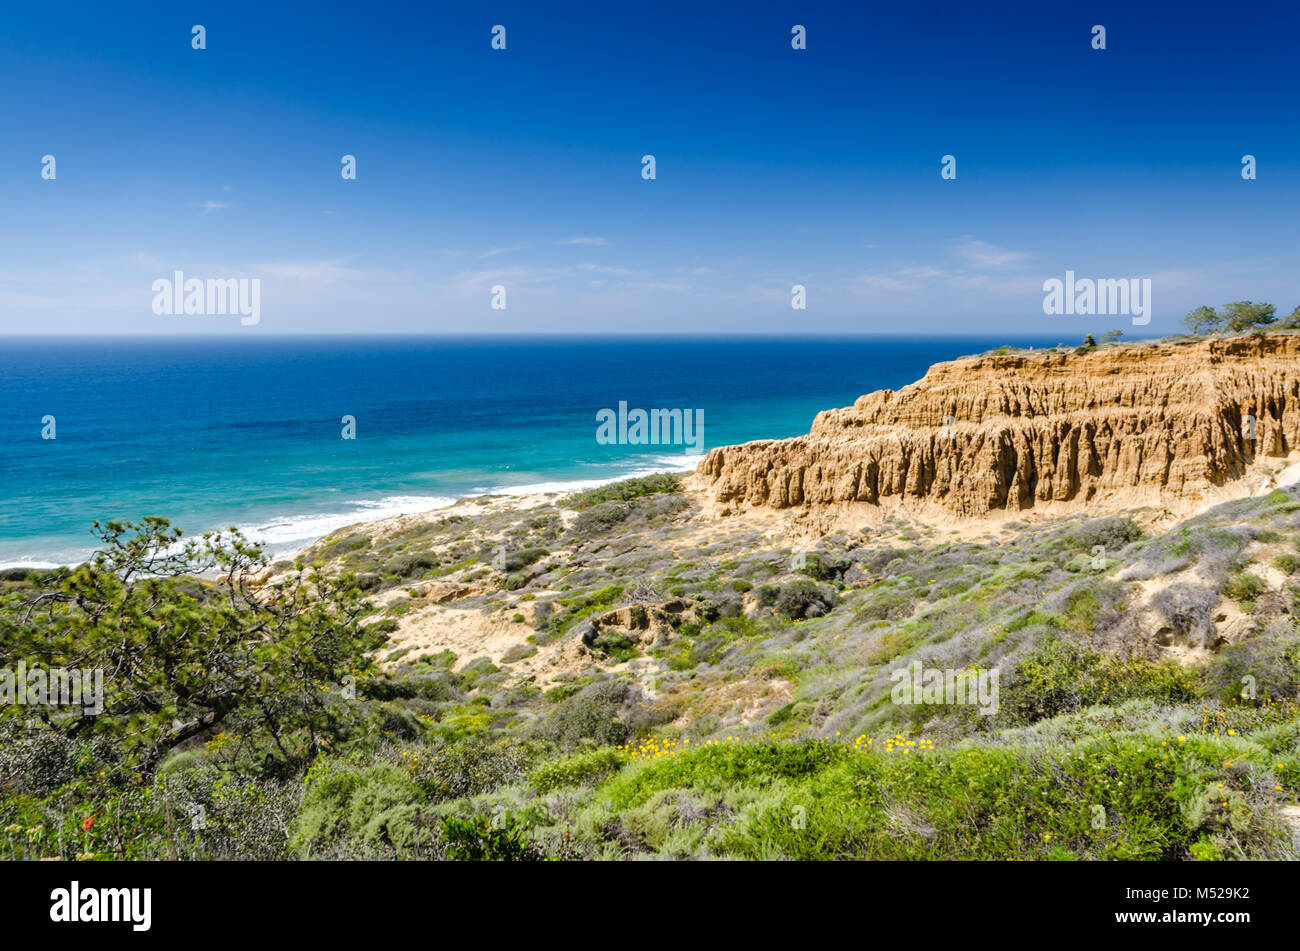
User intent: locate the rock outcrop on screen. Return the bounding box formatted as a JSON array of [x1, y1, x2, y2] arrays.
[[697, 335, 1300, 519]]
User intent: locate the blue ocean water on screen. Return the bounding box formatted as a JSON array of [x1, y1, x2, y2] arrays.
[[0, 335, 1064, 566]]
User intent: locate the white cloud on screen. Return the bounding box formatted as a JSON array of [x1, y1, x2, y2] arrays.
[[559, 236, 608, 246], [622, 281, 689, 293], [855, 265, 943, 292], [954, 238, 1029, 269], [480, 244, 528, 259], [252, 260, 367, 284]]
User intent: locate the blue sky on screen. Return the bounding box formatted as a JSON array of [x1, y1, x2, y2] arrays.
[[1, 0, 1296, 336]]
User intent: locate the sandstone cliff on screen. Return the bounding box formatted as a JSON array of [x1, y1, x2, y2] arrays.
[[697, 335, 1300, 521]]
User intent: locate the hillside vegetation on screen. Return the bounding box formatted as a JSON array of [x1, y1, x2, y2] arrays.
[[3, 468, 1300, 860]]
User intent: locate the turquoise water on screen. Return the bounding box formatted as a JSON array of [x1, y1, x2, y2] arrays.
[[0, 335, 1061, 566]]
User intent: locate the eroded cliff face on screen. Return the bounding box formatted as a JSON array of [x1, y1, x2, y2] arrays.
[[697, 336, 1300, 520]]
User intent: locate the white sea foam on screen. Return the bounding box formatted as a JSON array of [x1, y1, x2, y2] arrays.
[[2, 461, 702, 569], [472, 456, 701, 498], [0, 558, 71, 571], [237, 495, 459, 552]]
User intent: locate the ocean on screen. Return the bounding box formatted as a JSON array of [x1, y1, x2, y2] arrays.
[[0, 335, 1065, 567]]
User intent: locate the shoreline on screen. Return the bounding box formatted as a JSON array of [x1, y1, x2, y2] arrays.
[[0, 456, 704, 572]]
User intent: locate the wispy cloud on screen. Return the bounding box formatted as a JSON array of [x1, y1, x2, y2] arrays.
[[252, 259, 367, 284], [480, 244, 528, 259], [954, 237, 1028, 269], [855, 266, 943, 292], [559, 236, 608, 246], [197, 200, 231, 215], [625, 281, 689, 293]]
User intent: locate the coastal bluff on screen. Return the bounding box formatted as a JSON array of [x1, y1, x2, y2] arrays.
[[697, 335, 1300, 520]]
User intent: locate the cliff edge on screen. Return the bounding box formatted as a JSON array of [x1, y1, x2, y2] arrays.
[[697, 335, 1300, 522]]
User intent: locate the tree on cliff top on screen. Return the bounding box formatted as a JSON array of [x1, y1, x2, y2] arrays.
[[1183, 301, 1276, 335]]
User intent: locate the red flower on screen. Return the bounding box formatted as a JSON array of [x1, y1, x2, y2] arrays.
[[81, 813, 97, 832]]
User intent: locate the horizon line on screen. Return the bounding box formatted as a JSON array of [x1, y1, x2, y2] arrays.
[[0, 330, 1157, 341]]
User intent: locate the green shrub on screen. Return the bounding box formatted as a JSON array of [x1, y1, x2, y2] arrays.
[[793, 553, 847, 582], [1272, 554, 1298, 575], [773, 578, 838, 619], [530, 747, 629, 793], [293, 760, 424, 855], [440, 809, 543, 861], [589, 630, 638, 662], [544, 683, 582, 704], [1071, 517, 1144, 552], [502, 547, 549, 572], [537, 680, 641, 750], [1000, 637, 1199, 724], [568, 473, 682, 510], [500, 643, 537, 663], [392, 551, 440, 577], [1224, 572, 1266, 603], [1203, 634, 1300, 704], [574, 501, 630, 534], [406, 740, 530, 801]]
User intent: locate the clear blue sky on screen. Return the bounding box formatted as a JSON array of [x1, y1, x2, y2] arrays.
[[1, 0, 1296, 335]]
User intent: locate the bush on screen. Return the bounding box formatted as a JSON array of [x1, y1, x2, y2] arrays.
[[1272, 554, 1298, 575], [588, 629, 638, 662], [772, 578, 838, 619], [793, 553, 848, 582], [500, 643, 537, 663], [1000, 638, 1199, 724], [1202, 632, 1300, 704], [537, 680, 641, 750], [568, 473, 681, 510], [440, 810, 543, 861], [392, 551, 440, 577], [1224, 572, 1266, 603], [293, 760, 424, 855], [407, 740, 530, 801], [573, 501, 631, 535], [502, 546, 548, 572], [318, 533, 370, 559], [1072, 517, 1144, 553], [530, 747, 629, 793]]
